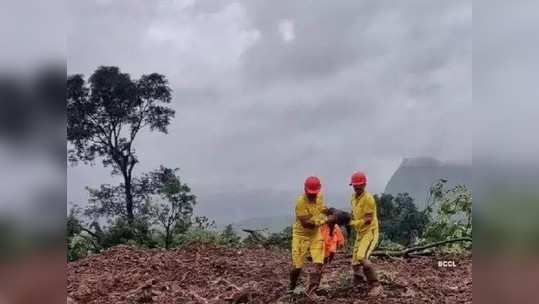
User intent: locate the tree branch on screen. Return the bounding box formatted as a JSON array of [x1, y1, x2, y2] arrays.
[[79, 226, 98, 239], [371, 237, 472, 257], [242, 229, 267, 243], [129, 100, 149, 142], [77, 225, 102, 250], [78, 233, 101, 251]]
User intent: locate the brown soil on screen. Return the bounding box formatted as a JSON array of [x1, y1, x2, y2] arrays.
[[67, 245, 471, 304]]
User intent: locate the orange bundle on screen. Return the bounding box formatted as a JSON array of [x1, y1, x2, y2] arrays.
[[320, 224, 345, 258]]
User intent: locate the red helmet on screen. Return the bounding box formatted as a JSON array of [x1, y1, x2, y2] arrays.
[[304, 176, 322, 194], [350, 171, 367, 186]]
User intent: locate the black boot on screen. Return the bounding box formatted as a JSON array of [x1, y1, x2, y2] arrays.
[[363, 263, 383, 296], [289, 268, 302, 291], [307, 272, 322, 295], [353, 265, 365, 286]]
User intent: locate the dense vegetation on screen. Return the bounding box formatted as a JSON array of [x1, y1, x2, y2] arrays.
[[68, 178, 472, 261]]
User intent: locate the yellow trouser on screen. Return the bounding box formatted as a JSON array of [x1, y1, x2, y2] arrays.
[[352, 229, 379, 265], [292, 233, 325, 268]]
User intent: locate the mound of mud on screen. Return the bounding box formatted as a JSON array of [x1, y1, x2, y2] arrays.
[[67, 245, 471, 303]]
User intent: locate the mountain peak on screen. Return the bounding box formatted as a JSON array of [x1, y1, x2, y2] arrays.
[[385, 157, 472, 210]]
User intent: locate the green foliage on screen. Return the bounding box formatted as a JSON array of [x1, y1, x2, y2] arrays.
[[67, 204, 160, 261], [242, 232, 264, 247], [67, 208, 83, 238], [220, 225, 241, 246], [219, 225, 241, 247], [83, 172, 159, 222], [421, 181, 472, 252], [345, 182, 472, 254], [376, 193, 428, 246], [100, 217, 159, 249], [266, 226, 292, 248], [67, 208, 100, 261], [174, 227, 220, 246], [145, 166, 196, 248], [193, 216, 216, 230], [171, 224, 241, 248], [68, 235, 93, 262], [242, 226, 292, 249], [71, 166, 197, 254]]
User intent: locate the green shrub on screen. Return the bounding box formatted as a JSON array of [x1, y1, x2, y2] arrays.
[[218, 225, 241, 247], [422, 182, 472, 245], [174, 227, 220, 246], [266, 226, 292, 249], [68, 235, 93, 261], [101, 217, 159, 249]]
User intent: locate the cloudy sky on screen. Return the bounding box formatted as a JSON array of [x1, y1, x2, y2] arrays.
[[67, 0, 471, 223]]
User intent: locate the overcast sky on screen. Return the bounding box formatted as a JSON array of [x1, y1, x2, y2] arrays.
[[67, 0, 472, 223]]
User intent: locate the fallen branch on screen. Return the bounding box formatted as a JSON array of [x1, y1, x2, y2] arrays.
[[78, 233, 101, 251], [242, 229, 267, 243], [371, 237, 472, 257], [218, 278, 241, 291]]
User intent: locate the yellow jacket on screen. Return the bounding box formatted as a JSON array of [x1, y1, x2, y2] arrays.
[[292, 193, 327, 238], [350, 191, 379, 234]]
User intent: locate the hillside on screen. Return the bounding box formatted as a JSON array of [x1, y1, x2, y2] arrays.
[[384, 157, 472, 210], [67, 245, 471, 304]]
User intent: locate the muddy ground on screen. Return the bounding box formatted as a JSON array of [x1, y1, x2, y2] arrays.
[[67, 245, 471, 303]]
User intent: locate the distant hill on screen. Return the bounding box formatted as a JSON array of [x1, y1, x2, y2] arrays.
[[384, 157, 472, 210]]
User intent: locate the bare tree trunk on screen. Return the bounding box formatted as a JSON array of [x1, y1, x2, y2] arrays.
[[165, 227, 171, 249], [124, 173, 134, 224]]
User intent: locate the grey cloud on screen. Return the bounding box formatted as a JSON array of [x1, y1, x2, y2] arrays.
[[67, 0, 471, 223]]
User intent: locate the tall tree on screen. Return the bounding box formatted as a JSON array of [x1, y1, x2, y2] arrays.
[[67, 66, 174, 223]]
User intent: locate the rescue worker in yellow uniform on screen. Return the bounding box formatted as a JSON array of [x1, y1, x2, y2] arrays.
[[289, 176, 336, 293], [349, 171, 383, 296]]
